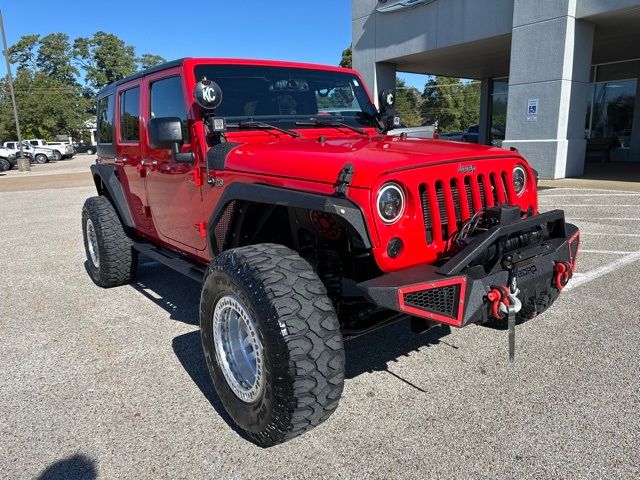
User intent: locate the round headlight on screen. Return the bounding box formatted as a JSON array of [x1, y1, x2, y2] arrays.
[[377, 183, 405, 224], [513, 165, 527, 196]]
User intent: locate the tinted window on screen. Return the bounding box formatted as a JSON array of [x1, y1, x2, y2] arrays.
[[120, 87, 140, 142], [150, 76, 189, 142], [29, 141, 38, 146], [97, 95, 114, 144]]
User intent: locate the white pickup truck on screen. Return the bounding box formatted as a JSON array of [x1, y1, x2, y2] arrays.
[[0, 146, 17, 171], [3, 141, 56, 164], [26, 139, 75, 160]]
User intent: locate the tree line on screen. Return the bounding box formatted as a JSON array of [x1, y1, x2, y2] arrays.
[[0, 32, 165, 143], [340, 45, 480, 132]]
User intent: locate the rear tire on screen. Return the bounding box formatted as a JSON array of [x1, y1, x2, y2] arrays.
[[200, 243, 345, 447], [82, 196, 136, 288], [52, 151, 61, 161], [86, 148, 94, 155], [0, 158, 9, 172]]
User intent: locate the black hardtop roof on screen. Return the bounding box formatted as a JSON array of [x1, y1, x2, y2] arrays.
[[96, 58, 186, 97]]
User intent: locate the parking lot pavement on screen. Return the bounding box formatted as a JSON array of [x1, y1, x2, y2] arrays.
[[0, 155, 95, 192], [1, 184, 639, 479]]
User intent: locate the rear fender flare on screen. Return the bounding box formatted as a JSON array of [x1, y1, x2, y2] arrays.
[[207, 183, 372, 255], [90, 164, 135, 228]]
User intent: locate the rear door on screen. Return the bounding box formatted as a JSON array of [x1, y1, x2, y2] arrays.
[[114, 81, 155, 235], [142, 68, 206, 250]]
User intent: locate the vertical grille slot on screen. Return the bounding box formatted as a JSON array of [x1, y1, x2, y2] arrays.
[[420, 184, 434, 244], [450, 179, 462, 225], [464, 176, 475, 216], [478, 174, 489, 208], [502, 170, 514, 203], [435, 181, 448, 239]]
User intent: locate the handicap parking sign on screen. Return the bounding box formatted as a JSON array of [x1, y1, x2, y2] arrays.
[[527, 98, 538, 121]]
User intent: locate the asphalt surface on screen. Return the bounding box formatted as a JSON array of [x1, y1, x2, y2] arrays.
[[1, 163, 639, 478]]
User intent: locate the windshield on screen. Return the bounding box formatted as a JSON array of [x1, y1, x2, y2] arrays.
[[194, 64, 378, 129]]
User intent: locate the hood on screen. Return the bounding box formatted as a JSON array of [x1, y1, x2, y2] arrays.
[[224, 135, 517, 188]]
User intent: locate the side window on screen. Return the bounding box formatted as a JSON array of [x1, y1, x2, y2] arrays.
[[29, 141, 38, 146], [119, 87, 140, 142], [97, 95, 114, 144], [149, 76, 190, 143]]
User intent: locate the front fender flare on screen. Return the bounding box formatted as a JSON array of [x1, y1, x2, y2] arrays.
[[207, 183, 372, 255]]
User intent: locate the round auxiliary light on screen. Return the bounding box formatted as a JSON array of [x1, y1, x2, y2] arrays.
[[377, 182, 405, 224], [513, 165, 527, 196]]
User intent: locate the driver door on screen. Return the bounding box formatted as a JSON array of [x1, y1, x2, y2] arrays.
[[143, 69, 206, 251]]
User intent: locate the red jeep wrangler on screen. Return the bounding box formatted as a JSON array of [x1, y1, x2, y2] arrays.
[[83, 58, 580, 446]]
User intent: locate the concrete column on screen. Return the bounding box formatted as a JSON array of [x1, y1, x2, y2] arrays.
[[503, 0, 594, 179], [479, 79, 491, 145], [352, 2, 396, 108]]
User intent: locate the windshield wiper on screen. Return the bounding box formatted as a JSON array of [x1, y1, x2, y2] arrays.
[[228, 121, 300, 138], [295, 118, 367, 136]]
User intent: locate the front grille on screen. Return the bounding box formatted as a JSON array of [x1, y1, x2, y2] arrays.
[[420, 171, 514, 245], [403, 285, 459, 319]]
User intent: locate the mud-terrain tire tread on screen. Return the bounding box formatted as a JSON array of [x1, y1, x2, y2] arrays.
[[200, 243, 345, 447], [82, 196, 136, 288]]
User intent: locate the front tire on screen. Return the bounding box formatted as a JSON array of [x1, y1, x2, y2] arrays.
[[0, 158, 9, 172], [200, 244, 345, 447], [82, 196, 136, 288], [52, 151, 62, 161], [35, 154, 47, 164]]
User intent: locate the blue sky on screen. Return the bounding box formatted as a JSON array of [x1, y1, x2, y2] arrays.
[[0, 0, 427, 90]]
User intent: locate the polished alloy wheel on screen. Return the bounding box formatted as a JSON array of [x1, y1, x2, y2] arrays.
[[212, 295, 264, 403], [86, 218, 99, 268]]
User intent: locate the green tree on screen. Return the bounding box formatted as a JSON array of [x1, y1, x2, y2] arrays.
[[73, 32, 137, 90], [340, 45, 352, 69], [7, 34, 39, 72], [139, 53, 167, 70], [0, 70, 91, 140], [421, 76, 480, 132], [36, 33, 78, 84], [396, 78, 423, 127]]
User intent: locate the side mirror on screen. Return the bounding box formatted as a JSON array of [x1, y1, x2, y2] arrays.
[[148, 117, 194, 163], [148, 117, 183, 150]]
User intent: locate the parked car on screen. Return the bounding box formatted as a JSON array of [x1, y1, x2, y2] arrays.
[[3, 141, 55, 164], [47, 141, 75, 159], [25, 139, 70, 160], [462, 124, 480, 143], [438, 131, 464, 141], [73, 143, 96, 155], [0, 146, 17, 171], [83, 57, 580, 447], [389, 124, 436, 139]]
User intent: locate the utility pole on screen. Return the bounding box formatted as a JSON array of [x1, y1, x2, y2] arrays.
[[0, 9, 29, 172]]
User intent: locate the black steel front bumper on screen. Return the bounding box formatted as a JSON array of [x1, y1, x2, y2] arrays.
[[357, 210, 580, 327]]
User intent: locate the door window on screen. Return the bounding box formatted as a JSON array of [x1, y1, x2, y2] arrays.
[[149, 76, 190, 143], [120, 86, 140, 142], [97, 95, 115, 144]]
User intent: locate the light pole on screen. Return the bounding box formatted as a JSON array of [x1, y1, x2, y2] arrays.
[[0, 9, 29, 172]]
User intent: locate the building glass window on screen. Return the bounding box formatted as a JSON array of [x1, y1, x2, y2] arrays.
[[489, 78, 508, 147]]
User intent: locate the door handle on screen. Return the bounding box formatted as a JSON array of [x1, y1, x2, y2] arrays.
[[140, 160, 158, 167]]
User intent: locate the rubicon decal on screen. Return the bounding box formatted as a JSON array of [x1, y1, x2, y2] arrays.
[[376, 0, 437, 14]]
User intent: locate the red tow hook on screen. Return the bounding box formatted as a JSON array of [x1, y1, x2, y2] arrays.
[[487, 286, 510, 319], [554, 262, 572, 291]]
